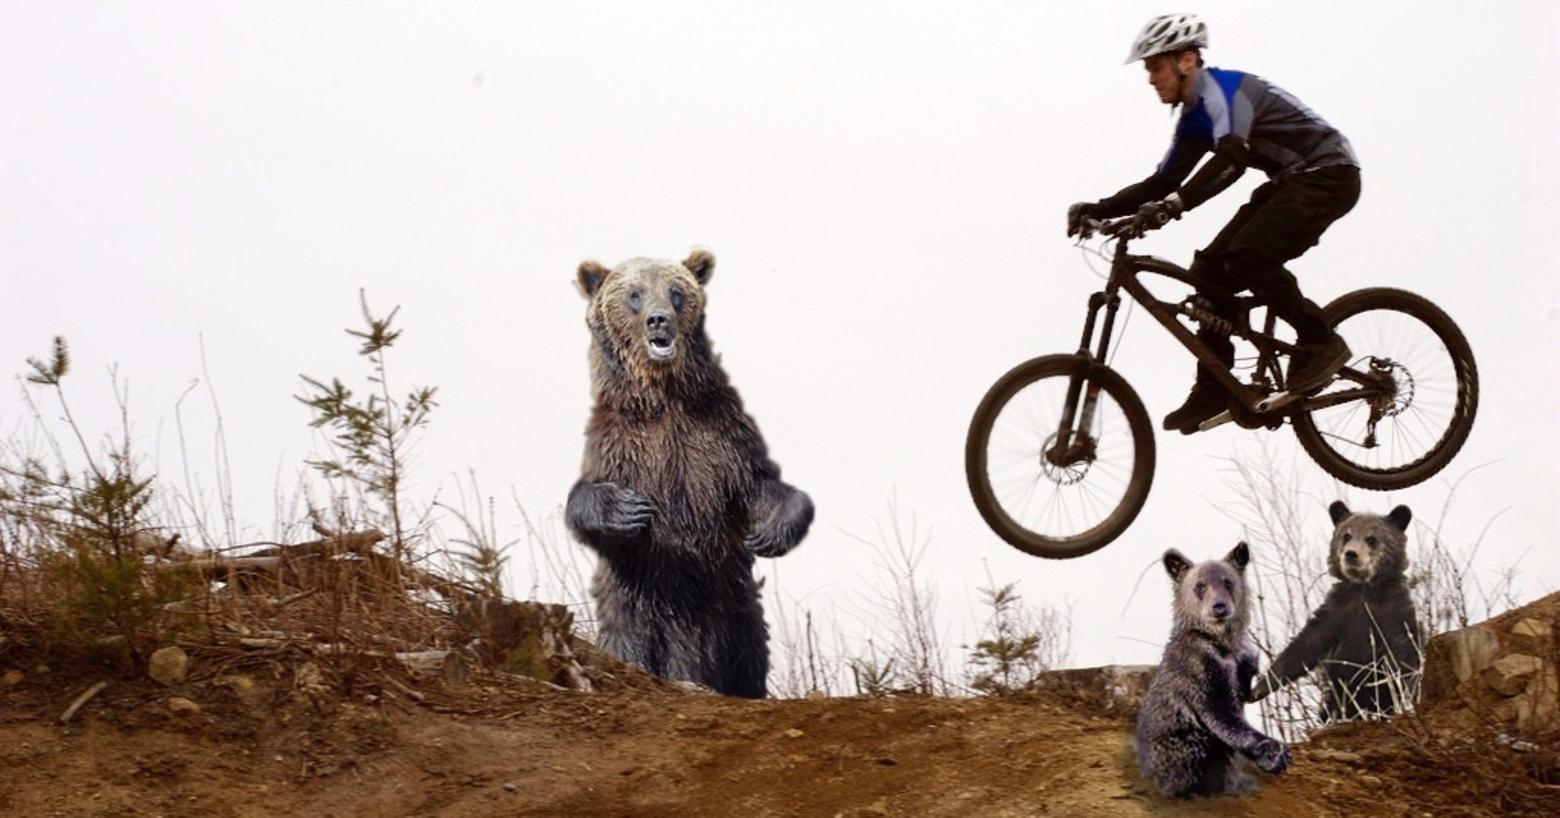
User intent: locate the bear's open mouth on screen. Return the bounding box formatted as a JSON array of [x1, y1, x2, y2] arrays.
[[646, 332, 677, 361]]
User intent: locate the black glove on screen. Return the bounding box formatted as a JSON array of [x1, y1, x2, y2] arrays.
[[1066, 202, 1102, 238], [1131, 197, 1184, 235]]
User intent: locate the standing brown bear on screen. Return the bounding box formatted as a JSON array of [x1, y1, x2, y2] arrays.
[[566, 249, 813, 698]]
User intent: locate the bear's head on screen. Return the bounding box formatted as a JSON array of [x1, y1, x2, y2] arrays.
[[1326, 501, 1411, 585], [576, 249, 715, 388], [1163, 542, 1251, 641]]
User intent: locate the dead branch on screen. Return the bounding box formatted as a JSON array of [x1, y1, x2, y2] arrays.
[[59, 680, 108, 724]]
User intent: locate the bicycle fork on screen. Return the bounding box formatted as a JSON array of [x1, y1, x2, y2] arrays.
[[1048, 290, 1122, 467]]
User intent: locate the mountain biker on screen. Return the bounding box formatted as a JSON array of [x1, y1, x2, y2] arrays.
[[1067, 13, 1361, 434]]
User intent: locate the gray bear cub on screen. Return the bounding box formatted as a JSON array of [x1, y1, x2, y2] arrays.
[[1136, 542, 1291, 797]]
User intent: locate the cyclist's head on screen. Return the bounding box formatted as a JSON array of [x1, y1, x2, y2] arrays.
[[1127, 14, 1208, 106], [1125, 13, 1208, 64]]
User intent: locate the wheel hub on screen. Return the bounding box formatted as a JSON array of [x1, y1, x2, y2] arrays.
[[1368, 358, 1415, 418], [1040, 432, 1094, 485]]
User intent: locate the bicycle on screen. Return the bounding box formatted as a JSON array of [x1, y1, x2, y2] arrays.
[[964, 216, 1479, 559]]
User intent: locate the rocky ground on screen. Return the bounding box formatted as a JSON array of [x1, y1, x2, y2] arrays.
[[1, 594, 1554, 818]]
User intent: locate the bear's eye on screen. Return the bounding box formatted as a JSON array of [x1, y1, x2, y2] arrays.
[[1194, 581, 1206, 597], [628, 289, 643, 311], [1223, 579, 1234, 592], [1341, 532, 1352, 544], [669, 286, 684, 311], [1365, 535, 1378, 548]]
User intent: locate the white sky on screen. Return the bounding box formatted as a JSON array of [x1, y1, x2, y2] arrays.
[[2, 2, 1556, 674]]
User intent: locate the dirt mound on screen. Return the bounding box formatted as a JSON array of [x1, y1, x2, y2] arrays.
[[2, 598, 1557, 817]]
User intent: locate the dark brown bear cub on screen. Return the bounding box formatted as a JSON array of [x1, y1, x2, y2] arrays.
[[566, 249, 813, 699], [1251, 502, 1422, 720]]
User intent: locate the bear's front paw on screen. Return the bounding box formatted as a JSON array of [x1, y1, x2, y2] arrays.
[[1251, 738, 1291, 775], [600, 484, 657, 537]]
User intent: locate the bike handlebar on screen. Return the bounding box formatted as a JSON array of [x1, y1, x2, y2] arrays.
[[1079, 216, 1139, 240]]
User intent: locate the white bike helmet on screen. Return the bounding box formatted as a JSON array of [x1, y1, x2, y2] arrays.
[[1124, 13, 1209, 64]]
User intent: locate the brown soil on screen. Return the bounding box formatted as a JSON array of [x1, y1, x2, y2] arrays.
[[2, 654, 1554, 818]]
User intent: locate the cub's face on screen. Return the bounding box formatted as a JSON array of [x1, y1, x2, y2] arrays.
[[1327, 501, 1411, 584], [577, 250, 714, 376], [1164, 542, 1250, 636]]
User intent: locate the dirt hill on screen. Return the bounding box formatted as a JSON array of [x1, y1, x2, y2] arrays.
[[2, 597, 1556, 817]]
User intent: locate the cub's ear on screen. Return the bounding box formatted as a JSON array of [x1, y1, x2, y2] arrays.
[[576, 261, 610, 298], [682, 248, 715, 285], [1163, 549, 1193, 583], [1225, 541, 1250, 571], [1328, 500, 1351, 526], [1387, 505, 1412, 531]]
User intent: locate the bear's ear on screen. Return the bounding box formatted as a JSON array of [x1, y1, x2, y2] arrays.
[[1225, 541, 1250, 571], [1387, 505, 1412, 531], [1163, 549, 1193, 583], [1328, 500, 1351, 526], [576, 261, 610, 298], [682, 248, 715, 286]]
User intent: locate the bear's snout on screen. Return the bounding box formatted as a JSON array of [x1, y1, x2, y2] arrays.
[[645, 310, 678, 361], [1344, 549, 1361, 566]]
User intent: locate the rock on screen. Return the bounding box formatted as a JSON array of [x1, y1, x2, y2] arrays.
[[1509, 618, 1554, 654], [167, 697, 201, 717], [1422, 622, 1502, 704], [1031, 664, 1156, 712], [1514, 669, 1558, 732], [1, 670, 23, 686], [806, 689, 828, 700], [783, 729, 805, 739], [1309, 749, 1365, 764], [216, 674, 258, 702], [1482, 654, 1544, 696], [502, 783, 518, 794], [148, 647, 190, 686]]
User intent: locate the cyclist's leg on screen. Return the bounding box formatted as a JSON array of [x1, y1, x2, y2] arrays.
[[1162, 186, 1272, 432], [1220, 166, 1362, 388]]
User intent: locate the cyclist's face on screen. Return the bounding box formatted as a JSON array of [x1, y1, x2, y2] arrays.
[[1143, 53, 1193, 104]]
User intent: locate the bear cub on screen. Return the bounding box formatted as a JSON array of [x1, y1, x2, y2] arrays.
[[1137, 542, 1291, 797], [1251, 502, 1422, 721]]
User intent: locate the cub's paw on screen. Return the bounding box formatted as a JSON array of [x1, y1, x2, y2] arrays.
[[599, 483, 657, 537], [1252, 738, 1291, 775]]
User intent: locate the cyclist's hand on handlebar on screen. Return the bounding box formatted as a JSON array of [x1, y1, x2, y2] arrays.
[[1067, 202, 1102, 238], [1131, 197, 1184, 236]]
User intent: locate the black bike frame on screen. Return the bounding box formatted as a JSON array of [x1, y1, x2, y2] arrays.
[[1048, 232, 1388, 464]]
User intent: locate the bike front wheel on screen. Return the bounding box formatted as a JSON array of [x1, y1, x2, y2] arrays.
[[965, 354, 1155, 558], [1292, 287, 1479, 490]]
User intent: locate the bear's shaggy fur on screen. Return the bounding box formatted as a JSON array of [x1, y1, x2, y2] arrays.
[[1136, 543, 1291, 798], [565, 249, 813, 699], [1251, 502, 1423, 721]]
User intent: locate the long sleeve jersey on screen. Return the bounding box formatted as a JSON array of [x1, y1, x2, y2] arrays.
[[1096, 67, 1359, 217]]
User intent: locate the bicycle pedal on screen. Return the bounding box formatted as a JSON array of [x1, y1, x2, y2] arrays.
[[1255, 391, 1302, 413], [1196, 411, 1234, 432]]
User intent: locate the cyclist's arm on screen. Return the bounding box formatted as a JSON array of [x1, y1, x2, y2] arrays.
[[1093, 120, 1209, 218], [1173, 135, 1249, 210]]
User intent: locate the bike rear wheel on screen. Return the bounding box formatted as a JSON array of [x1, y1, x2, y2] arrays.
[[965, 354, 1155, 558], [1292, 288, 1478, 490]]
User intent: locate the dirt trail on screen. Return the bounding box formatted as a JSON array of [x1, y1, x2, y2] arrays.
[[3, 670, 1527, 818]]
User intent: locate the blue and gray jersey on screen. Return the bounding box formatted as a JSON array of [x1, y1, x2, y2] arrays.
[[1160, 67, 1358, 182], [1095, 66, 1357, 217]]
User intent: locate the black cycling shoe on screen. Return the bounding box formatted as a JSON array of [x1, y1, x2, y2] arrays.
[[1162, 382, 1229, 434], [1287, 333, 1351, 393]]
